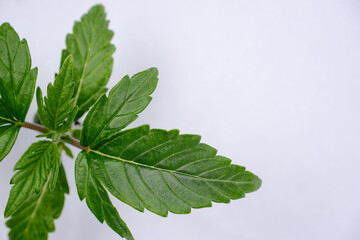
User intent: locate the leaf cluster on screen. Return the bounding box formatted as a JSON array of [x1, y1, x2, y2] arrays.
[[0, 4, 261, 240]]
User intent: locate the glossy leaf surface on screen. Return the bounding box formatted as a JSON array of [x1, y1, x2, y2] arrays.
[[0, 23, 37, 122], [87, 125, 261, 217], [0, 23, 37, 161], [65, 4, 115, 120], [81, 68, 158, 147]]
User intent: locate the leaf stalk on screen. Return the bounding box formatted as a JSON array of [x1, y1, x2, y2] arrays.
[[21, 121, 88, 151]]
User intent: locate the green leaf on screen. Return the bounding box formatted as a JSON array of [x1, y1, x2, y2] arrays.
[[76, 87, 108, 119], [0, 23, 37, 122], [4, 141, 61, 217], [0, 23, 37, 161], [6, 164, 69, 240], [71, 129, 81, 140], [36, 55, 78, 133], [65, 4, 115, 120], [0, 124, 21, 162], [0, 99, 15, 125], [86, 125, 261, 217], [81, 68, 158, 147], [75, 151, 134, 240], [58, 142, 74, 159]]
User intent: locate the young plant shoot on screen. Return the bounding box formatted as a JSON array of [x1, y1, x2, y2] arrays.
[[0, 5, 261, 240]]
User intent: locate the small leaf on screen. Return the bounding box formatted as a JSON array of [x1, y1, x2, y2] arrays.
[[37, 55, 78, 133], [81, 68, 158, 147], [75, 151, 134, 240], [6, 165, 69, 240], [0, 124, 21, 162], [4, 141, 61, 217], [63, 145, 74, 159], [0, 23, 37, 122], [65, 4, 115, 120], [58, 142, 74, 159], [87, 125, 261, 217]]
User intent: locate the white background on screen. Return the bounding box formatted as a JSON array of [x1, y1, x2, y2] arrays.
[[1, 0, 360, 239]]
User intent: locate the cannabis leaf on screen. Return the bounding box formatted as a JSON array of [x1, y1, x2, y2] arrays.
[[65, 4, 115, 120], [4, 141, 61, 217], [36, 55, 78, 133], [0, 23, 37, 161], [6, 165, 69, 240], [75, 152, 134, 240], [85, 125, 261, 217], [0, 23, 37, 122], [81, 67, 158, 147], [0, 4, 262, 240]]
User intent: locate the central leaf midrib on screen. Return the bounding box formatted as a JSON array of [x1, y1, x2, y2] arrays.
[[51, 70, 68, 130], [24, 172, 51, 236], [89, 149, 252, 185], [4, 39, 17, 119]]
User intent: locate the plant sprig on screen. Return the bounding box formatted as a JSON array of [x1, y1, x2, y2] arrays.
[[0, 4, 261, 240]]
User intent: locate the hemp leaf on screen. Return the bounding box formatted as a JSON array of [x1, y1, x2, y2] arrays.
[[65, 4, 115, 120], [4, 141, 61, 217], [0, 23, 37, 161], [76, 151, 134, 240], [84, 125, 261, 216], [80, 67, 158, 147], [0, 4, 262, 240], [36, 55, 78, 133], [6, 165, 69, 240]]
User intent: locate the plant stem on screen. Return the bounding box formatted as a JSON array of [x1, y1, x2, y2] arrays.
[[66, 135, 87, 151], [21, 121, 88, 151], [20, 121, 48, 133]]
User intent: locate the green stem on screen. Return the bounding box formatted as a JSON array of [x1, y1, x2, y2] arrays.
[[20, 121, 88, 151], [20, 121, 48, 133]]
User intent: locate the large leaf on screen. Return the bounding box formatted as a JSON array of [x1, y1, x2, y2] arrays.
[[86, 125, 261, 217], [81, 68, 158, 148], [4, 141, 61, 217], [75, 151, 134, 240], [36, 55, 77, 132], [6, 165, 69, 240], [0, 23, 37, 122], [0, 124, 21, 162], [65, 4, 115, 120]]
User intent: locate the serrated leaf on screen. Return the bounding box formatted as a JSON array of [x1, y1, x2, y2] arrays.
[[86, 125, 261, 217], [0, 23, 37, 122], [75, 151, 134, 240], [76, 87, 108, 119], [36, 55, 78, 133], [0, 23, 37, 161], [81, 68, 158, 147], [0, 124, 21, 162], [65, 4, 115, 120], [6, 164, 69, 240], [4, 141, 61, 217]]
